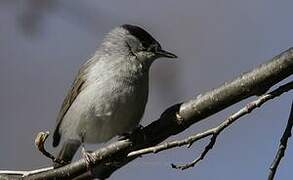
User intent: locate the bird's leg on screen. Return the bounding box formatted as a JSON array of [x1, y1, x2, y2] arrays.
[[53, 139, 80, 168], [118, 125, 146, 143], [81, 145, 95, 168], [80, 131, 95, 170]]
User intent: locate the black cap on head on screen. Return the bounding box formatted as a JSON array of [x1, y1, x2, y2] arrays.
[[121, 24, 158, 49], [121, 24, 177, 59]]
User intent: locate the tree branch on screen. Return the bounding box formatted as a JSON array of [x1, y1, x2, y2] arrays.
[[170, 81, 292, 170], [268, 100, 293, 180], [1, 48, 293, 179]]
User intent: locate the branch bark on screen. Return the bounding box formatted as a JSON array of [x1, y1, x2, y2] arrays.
[[171, 81, 293, 170], [1, 48, 293, 179]]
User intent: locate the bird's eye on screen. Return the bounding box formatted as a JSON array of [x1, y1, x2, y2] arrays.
[[147, 43, 161, 52]]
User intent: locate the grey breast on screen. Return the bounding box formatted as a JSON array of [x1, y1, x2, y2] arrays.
[[60, 54, 149, 143]]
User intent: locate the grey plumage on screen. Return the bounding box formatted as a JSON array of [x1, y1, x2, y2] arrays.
[[52, 24, 177, 165]]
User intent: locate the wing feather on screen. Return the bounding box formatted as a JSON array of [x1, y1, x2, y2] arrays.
[[52, 59, 95, 147]]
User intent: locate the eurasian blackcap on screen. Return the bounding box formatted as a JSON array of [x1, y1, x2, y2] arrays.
[[52, 24, 177, 165]]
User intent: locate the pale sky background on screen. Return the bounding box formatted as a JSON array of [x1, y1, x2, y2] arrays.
[[0, 0, 293, 179]]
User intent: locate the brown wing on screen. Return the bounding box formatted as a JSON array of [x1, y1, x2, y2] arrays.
[[52, 60, 93, 147]]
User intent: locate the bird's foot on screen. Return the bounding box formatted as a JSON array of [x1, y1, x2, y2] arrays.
[[118, 125, 146, 143], [53, 158, 70, 168], [81, 146, 95, 170]]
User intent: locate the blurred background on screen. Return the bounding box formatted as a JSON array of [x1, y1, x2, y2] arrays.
[[0, 0, 293, 179]]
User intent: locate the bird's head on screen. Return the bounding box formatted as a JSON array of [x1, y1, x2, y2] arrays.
[[101, 24, 177, 65]]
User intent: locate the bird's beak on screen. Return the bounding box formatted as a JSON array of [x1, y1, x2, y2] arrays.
[[156, 49, 177, 59]]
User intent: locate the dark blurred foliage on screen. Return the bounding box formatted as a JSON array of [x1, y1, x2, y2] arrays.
[[18, 0, 56, 36]]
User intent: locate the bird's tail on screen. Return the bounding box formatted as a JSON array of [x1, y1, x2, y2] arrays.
[[53, 139, 81, 168]]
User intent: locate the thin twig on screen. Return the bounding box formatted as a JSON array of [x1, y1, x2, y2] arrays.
[[0, 132, 75, 178], [171, 130, 219, 170], [35, 131, 68, 166], [128, 81, 293, 170], [0, 167, 53, 177], [268, 100, 293, 180]]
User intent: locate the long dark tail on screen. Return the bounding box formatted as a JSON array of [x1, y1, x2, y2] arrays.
[[52, 128, 61, 147], [54, 139, 81, 168]]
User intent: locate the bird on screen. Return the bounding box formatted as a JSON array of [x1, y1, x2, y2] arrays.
[[52, 24, 177, 166]]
